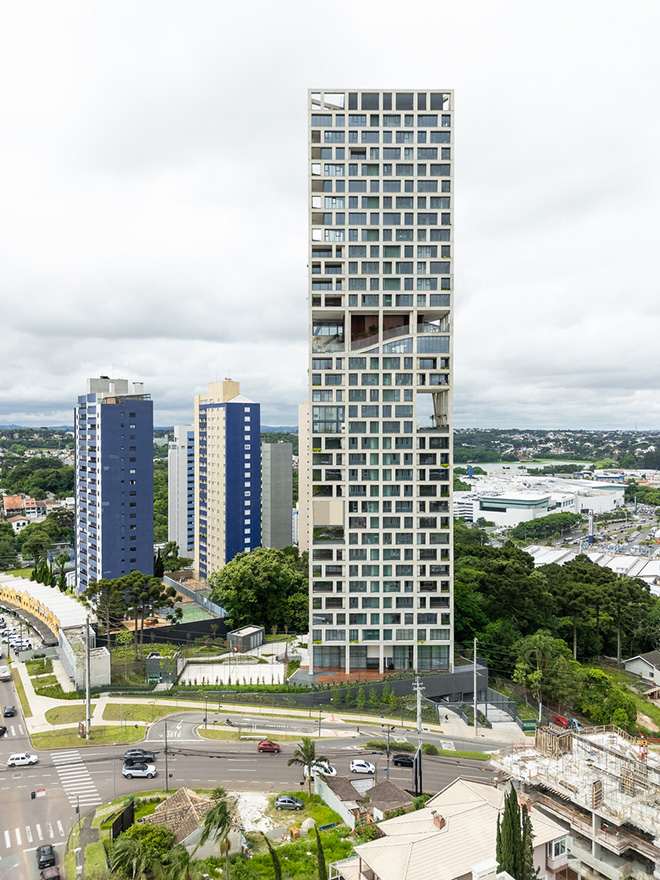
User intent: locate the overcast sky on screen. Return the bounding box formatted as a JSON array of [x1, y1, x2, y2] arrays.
[[1, 1, 658, 430]]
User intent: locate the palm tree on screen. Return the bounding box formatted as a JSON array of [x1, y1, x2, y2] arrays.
[[287, 736, 329, 796], [110, 836, 153, 880], [159, 845, 203, 880], [196, 797, 233, 873]]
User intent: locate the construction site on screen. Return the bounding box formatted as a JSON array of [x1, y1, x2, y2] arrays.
[[493, 725, 660, 880]]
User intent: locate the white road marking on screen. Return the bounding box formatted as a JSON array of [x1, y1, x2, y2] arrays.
[[36, 824, 43, 840], [48, 823, 54, 839], [26, 827, 33, 843], [56, 821, 64, 836], [4, 830, 10, 848], [14, 828, 21, 846]]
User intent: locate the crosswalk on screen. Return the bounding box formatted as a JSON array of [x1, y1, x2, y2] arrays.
[[3, 819, 65, 849], [51, 749, 102, 807], [0, 723, 25, 737]]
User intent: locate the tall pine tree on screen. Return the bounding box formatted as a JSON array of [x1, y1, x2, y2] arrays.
[[521, 803, 537, 880], [498, 783, 523, 880]]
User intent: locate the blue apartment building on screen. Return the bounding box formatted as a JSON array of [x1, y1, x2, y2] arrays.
[[75, 377, 154, 592]]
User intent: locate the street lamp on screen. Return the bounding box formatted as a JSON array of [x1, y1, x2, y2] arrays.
[[318, 707, 322, 736]]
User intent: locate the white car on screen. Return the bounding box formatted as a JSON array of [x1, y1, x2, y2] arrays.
[[350, 759, 376, 774], [0, 667, 11, 682], [303, 762, 337, 778], [8, 753, 38, 767], [122, 763, 157, 779]]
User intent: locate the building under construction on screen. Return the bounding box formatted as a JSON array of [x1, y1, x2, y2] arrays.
[[493, 725, 660, 880]]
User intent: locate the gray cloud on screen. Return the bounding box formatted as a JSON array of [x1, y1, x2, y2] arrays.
[[1, 0, 659, 428]]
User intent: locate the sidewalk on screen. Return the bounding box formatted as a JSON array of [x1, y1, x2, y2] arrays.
[[12, 657, 527, 747]]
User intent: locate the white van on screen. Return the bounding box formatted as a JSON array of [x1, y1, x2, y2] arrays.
[[0, 667, 10, 681], [7, 753, 38, 767]]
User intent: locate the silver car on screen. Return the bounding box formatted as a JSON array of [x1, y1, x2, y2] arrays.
[[122, 763, 157, 779]]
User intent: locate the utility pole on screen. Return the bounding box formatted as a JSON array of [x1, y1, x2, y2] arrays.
[[85, 618, 91, 740], [164, 721, 169, 793], [473, 637, 478, 738], [413, 677, 424, 749]]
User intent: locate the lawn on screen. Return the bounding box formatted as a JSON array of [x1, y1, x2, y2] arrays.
[[11, 667, 32, 718], [198, 728, 306, 742], [32, 726, 143, 749], [45, 704, 96, 725], [103, 702, 172, 723], [240, 827, 353, 879], [30, 674, 58, 687], [5, 568, 33, 578], [592, 661, 660, 731], [26, 658, 53, 676]]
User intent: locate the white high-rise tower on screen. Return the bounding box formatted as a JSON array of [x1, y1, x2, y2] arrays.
[[305, 89, 454, 676]]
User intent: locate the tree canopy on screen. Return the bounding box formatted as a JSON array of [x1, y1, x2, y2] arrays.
[[209, 546, 308, 632]]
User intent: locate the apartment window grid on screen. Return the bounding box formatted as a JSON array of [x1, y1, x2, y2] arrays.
[[308, 89, 453, 675]]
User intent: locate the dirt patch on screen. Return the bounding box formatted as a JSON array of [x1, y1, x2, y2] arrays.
[[638, 712, 659, 732], [231, 791, 274, 833]]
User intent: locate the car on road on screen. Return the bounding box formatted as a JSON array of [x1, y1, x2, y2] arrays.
[[3, 706, 16, 717], [350, 759, 375, 774], [123, 748, 156, 763], [257, 740, 281, 753], [392, 753, 414, 767], [0, 667, 11, 681], [274, 795, 304, 811], [40, 867, 60, 880], [8, 753, 38, 767], [122, 762, 157, 779], [552, 715, 570, 729], [0, 726, 6, 737], [303, 762, 337, 778], [36, 845, 56, 869]]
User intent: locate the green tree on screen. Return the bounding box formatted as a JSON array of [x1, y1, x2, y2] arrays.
[[521, 804, 536, 880], [154, 551, 165, 578], [197, 796, 232, 861], [356, 685, 366, 709], [209, 547, 307, 632], [110, 836, 152, 880], [497, 784, 523, 880], [261, 833, 282, 880], [315, 826, 328, 880], [124, 572, 178, 658], [287, 736, 329, 796], [159, 846, 204, 880], [84, 577, 128, 638]]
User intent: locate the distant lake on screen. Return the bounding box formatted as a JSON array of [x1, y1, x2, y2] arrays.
[[467, 460, 591, 474]]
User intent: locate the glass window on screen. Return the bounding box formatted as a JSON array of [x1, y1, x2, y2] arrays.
[[349, 115, 366, 126]]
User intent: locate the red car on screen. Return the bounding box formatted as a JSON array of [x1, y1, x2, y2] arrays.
[[257, 740, 281, 753], [552, 715, 570, 729]]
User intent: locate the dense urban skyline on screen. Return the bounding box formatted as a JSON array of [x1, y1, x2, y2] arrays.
[[1, 1, 659, 429]]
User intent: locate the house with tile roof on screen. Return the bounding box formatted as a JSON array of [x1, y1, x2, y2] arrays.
[[330, 778, 568, 880]]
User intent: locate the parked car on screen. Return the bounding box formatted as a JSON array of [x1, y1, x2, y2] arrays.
[[8, 753, 38, 767], [122, 763, 157, 779], [552, 715, 570, 729], [303, 762, 337, 778], [123, 748, 155, 763], [392, 753, 414, 767], [569, 718, 584, 732], [274, 795, 304, 811], [350, 759, 375, 774], [36, 846, 56, 869], [257, 740, 281, 753], [40, 867, 61, 880], [3, 706, 16, 717]]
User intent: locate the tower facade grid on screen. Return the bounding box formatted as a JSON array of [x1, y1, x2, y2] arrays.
[[306, 89, 454, 676]]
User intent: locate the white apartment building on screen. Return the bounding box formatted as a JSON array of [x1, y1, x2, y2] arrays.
[[304, 89, 454, 676], [168, 425, 195, 555]]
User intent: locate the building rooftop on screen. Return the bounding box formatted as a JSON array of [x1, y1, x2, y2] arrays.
[[350, 778, 563, 880], [0, 574, 91, 630]]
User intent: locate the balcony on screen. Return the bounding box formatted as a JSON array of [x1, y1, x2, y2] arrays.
[[351, 323, 411, 351]]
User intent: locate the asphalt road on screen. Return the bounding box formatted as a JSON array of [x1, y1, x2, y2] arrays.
[[0, 692, 497, 880]]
